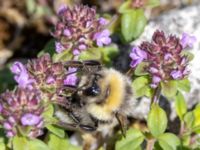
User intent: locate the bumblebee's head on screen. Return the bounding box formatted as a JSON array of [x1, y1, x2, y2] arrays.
[[76, 70, 104, 101], [82, 79, 101, 97], [77, 69, 122, 104]]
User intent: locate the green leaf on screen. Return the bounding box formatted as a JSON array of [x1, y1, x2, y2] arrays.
[[118, 0, 132, 13], [184, 111, 194, 129], [134, 62, 148, 76], [47, 134, 81, 150], [0, 142, 5, 150], [177, 79, 191, 93], [26, 0, 36, 14], [161, 81, 178, 98], [132, 76, 149, 90], [147, 104, 168, 137], [121, 9, 147, 43], [132, 76, 153, 98], [42, 104, 54, 119], [193, 104, 200, 126], [38, 39, 56, 57], [131, 9, 147, 39], [174, 92, 187, 120], [46, 125, 65, 138], [35, 6, 46, 17], [146, 0, 160, 8], [157, 133, 181, 150], [115, 128, 144, 150], [28, 139, 50, 150], [0, 66, 15, 93], [79, 48, 102, 61], [53, 49, 73, 63], [100, 44, 119, 66], [13, 136, 29, 150]]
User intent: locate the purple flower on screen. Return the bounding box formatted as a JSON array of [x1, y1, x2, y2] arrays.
[[93, 29, 111, 47], [3, 122, 12, 130], [57, 4, 67, 15], [52, 5, 112, 55], [73, 49, 80, 56], [55, 41, 65, 53], [64, 67, 77, 86], [129, 47, 147, 68], [153, 75, 161, 83], [21, 113, 41, 126], [98, 17, 108, 25], [8, 116, 16, 124], [181, 33, 196, 48], [10, 62, 25, 74], [6, 131, 15, 138], [63, 29, 71, 37], [164, 53, 172, 61], [149, 67, 159, 74], [0, 103, 2, 113], [46, 76, 55, 84], [170, 70, 183, 79], [150, 75, 161, 88], [10, 62, 34, 88], [78, 44, 87, 51], [0, 88, 45, 138]]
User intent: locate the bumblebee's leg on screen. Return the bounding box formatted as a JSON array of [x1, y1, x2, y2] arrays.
[[82, 132, 103, 150], [115, 113, 128, 137], [82, 133, 96, 150]]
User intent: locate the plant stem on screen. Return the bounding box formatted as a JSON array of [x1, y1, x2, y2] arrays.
[[151, 84, 161, 104], [146, 139, 156, 150], [179, 121, 185, 137]]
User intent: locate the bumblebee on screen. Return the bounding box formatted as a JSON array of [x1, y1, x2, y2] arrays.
[[55, 60, 135, 136]]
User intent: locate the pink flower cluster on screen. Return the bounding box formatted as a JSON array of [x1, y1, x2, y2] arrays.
[[52, 5, 111, 55], [130, 30, 196, 88], [0, 88, 43, 138]]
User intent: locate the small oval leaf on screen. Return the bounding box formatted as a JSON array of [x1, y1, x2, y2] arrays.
[[147, 104, 168, 137], [28, 139, 50, 150], [46, 125, 65, 138], [177, 79, 191, 93], [158, 133, 181, 150], [132, 76, 153, 98], [47, 134, 81, 150], [161, 81, 178, 98], [174, 92, 187, 120], [13, 136, 29, 150], [121, 9, 147, 43], [115, 128, 144, 150], [79, 48, 102, 61]]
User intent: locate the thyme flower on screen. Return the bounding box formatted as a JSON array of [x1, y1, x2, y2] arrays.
[[52, 5, 111, 55]]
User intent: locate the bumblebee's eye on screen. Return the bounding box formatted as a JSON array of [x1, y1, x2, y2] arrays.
[[83, 83, 101, 96]]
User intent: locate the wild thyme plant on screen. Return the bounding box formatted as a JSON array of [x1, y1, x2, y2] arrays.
[[0, 1, 199, 150]]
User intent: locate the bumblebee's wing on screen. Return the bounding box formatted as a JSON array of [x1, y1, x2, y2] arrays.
[[55, 106, 97, 132], [65, 60, 102, 74], [65, 60, 84, 69], [115, 113, 128, 137], [57, 118, 97, 132]]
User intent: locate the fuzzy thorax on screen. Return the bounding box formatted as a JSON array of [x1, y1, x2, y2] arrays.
[[86, 69, 126, 121]]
